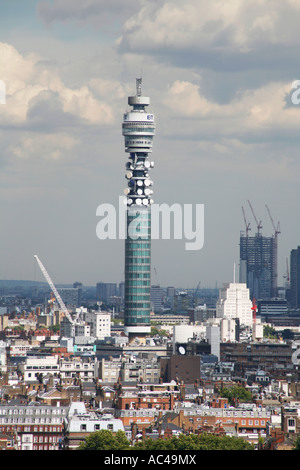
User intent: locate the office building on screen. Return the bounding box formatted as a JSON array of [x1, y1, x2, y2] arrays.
[[173, 291, 193, 314], [216, 282, 253, 327], [73, 282, 82, 305], [150, 285, 164, 312], [257, 299, 288, 318], [96, 282, 117, 303], [85, 310, 111, 339], [58, 287, 80, 308], [220, 318, 240, 342], [290, 246, 300, 308], [206, 325, 220, 360], [119, 281, 125, 300], [166, 287, 175, 297], [122, 78, 155, 343], [220, 341, 293, 372], [173, 324, 194, 350], [188, 304, 207, 323]]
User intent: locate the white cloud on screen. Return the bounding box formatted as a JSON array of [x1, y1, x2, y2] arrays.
[[9, 132, 78, 161], [163, 78, 300, 140], [117, 0, 300, 70], [60, 85, 114, 124], [37, 0, 142, 27], [1, 1, 300, 287], [0, 42, 116, 127]]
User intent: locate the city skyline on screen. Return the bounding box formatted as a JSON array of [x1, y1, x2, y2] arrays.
[[0, 1, 300, 289]]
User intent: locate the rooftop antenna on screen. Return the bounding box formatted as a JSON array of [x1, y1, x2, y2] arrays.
[[136, 77, 142, 96]]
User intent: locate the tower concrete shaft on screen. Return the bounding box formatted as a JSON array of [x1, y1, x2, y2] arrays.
[[122, 78, 155, 343]]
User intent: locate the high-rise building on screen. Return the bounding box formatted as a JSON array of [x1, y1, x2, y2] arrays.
[[96, 282, 117, 303], [173, 291, 193, 314], [122, 78, 155, 343], [216, 282, 253, 327], [206, 325, 220, 360], [290, 246, 300, 308], [57, 287, 80, 308], [118, 282, 125, 300], [239, 233, 277, 299], [73, 282, 82, 306], [166, 287, 175, 297], [150, 285, 164, 312]]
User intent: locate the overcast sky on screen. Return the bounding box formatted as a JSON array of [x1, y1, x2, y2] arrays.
[[0, 0, 300, 289]]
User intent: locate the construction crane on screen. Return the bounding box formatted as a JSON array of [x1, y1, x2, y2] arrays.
[[193, 281, 201, 306], [241, 206, 251, 237], [34, 255, 75, 334], [265, 204, 281, 239], [248, 200, 263, 235]]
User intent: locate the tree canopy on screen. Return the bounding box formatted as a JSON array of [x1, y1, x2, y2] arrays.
[[219, 385, 253, 405], [293, 436, 300, 450], [77, 430, 254, 451], [133, 433, 254, 451], [78, 430, 131, 450]]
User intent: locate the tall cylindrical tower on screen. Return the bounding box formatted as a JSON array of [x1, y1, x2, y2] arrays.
[[122, 78, 155, 343]]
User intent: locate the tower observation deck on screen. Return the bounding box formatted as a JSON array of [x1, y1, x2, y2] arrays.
[[122, 78, 155, 343]]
